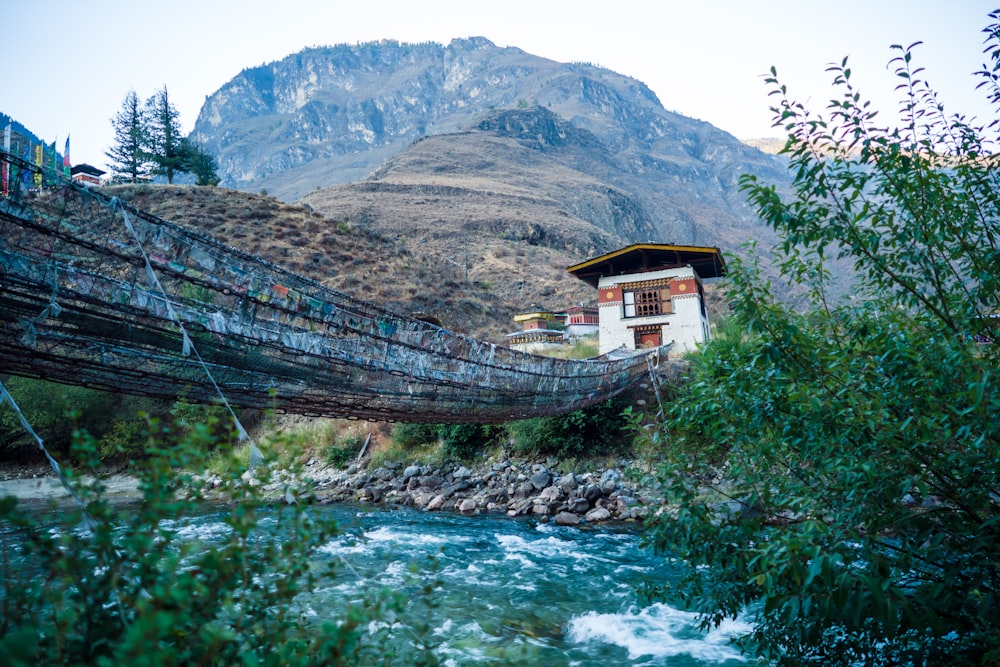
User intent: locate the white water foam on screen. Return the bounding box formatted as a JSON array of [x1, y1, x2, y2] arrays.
[[496, 533, 604, 565], [566, 603, 750, 663], [361, 525, 460, 547]]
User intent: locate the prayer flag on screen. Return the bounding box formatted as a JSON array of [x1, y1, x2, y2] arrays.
[[63, 135, 70, 177], [33, 143, 42, 188], [2, 123, 10, 196]]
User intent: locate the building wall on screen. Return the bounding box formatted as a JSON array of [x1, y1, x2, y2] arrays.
[[596, 267, 710, 356], [565, 323, 599, 339], [507, 329, 566, 354]]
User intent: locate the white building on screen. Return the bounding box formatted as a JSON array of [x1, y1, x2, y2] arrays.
[[567, 243, 726, 357], [561, 305, 599, 340]]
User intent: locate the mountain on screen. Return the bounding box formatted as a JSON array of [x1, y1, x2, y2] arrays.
[[191, 37, 788, 247], [10, 39, 805, 343], [101, 183, 597, 343], [183, 37, 815, 333]]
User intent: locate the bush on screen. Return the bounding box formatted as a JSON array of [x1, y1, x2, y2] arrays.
[[324, 433, 366, 468], [0, 378, 170, 461], [643, 22, 1000, 665], [391, 422, 440, 449], [438, 424, 499, 461], [0, 417, 443, 666], [507, 399, 630, 460]]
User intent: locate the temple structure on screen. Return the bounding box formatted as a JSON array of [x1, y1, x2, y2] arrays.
[[567, 243, 726, 356]]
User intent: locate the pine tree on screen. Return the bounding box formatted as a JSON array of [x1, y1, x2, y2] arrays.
[[180, 137, 220, 186], [105, 90, 152, 183], [144, 86, 185, 184]]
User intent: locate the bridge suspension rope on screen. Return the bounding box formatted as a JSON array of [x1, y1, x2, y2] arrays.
[[0, 149, 659, 424]]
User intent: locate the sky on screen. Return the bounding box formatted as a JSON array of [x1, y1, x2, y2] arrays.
[[3, 1, 995, 173]]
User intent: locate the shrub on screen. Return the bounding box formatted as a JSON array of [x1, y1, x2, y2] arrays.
[[438, 424, 499, 461], [0, 417, 443, 666], [0, 378, 169, 461], [643, 23, 1000, 665], [324, 433, 366, 468], [507, 399, 630, 460], [391, 422, 440, 449]]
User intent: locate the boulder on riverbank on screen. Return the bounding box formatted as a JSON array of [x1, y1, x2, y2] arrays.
[[255, 454, 659, 525]]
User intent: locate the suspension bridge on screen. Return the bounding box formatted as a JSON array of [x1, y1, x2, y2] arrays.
[[0, 149, 660, 424]]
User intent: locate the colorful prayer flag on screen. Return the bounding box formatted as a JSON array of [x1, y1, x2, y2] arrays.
[[33, 143, 42, 188], [2, 123, 10, 196], [63, 135, 70, 177]]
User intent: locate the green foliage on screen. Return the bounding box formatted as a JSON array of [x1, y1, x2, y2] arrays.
[[390, 422, 498, 462], [180, 137, 220, 186], [144, 86, 185, 184], [0, 378, 163, 460], [438, 424, 499, 461], [0, 418, 444, 666], [391, 422, 440, 449], [107, 86, 219, 186], [641, 22, 1000, 666], [105, 89, 153, 184], [508, 399, 630, 459], [324, 432, 366, 468], [393, 400, 633, 463]]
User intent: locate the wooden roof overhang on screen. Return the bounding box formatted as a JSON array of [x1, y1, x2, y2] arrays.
[[566, 243, 727, 288]]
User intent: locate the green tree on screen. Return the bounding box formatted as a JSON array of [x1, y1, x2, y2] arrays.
[[180, 137, 220, 186], [105, 90, 153, 183], [144, 85, 185, 184], [643, 17, 1000, 666]]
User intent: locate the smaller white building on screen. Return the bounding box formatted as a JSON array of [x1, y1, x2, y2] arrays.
[[561, 305, 599, 340], [567, 244, 726, 357]]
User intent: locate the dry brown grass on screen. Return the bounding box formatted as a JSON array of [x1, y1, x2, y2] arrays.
[[104, 183, 602, 342]]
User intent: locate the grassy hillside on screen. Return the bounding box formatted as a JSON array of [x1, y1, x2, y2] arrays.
[[107, 183, 602, 343]]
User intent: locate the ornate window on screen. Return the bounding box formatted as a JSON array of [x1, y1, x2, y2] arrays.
[[623, 288, 671, 318]]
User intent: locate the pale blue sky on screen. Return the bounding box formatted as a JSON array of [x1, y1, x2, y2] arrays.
[[3, 1, 994, 173]]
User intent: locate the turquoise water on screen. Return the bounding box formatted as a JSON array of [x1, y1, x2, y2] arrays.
[[219, 505, 753, 666]]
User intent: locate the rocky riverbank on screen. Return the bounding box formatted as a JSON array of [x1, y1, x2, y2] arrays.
[[1, 455, 666, 527], [246, 454, 663, 526]]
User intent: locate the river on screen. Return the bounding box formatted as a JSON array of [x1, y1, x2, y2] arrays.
[[227, 504, 752, 666], [2, 478, 751, 665]]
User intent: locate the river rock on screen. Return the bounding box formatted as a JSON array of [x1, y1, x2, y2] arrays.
[[419, 474, 445, 489], [458, 498, 477, 514], [507, 498, 534, 517], [530, 470, 552, 490], [582, 483, 604, 504], [566, 497, 590, 513], [512, 481, 534, 500], [538, 485, 563, 502], [402, 465, 421, 481], [442, 480, 471, 499], [426, 494, 446, 511], [557, 473, 578, 493], [600, 469, 621, 494], [585, 506, 612, 522], [554, 511, 580, 526]]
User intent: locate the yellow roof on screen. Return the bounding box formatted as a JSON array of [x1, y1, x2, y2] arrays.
[[566, 243, 726, 287], [513, 311, 555, 323]]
